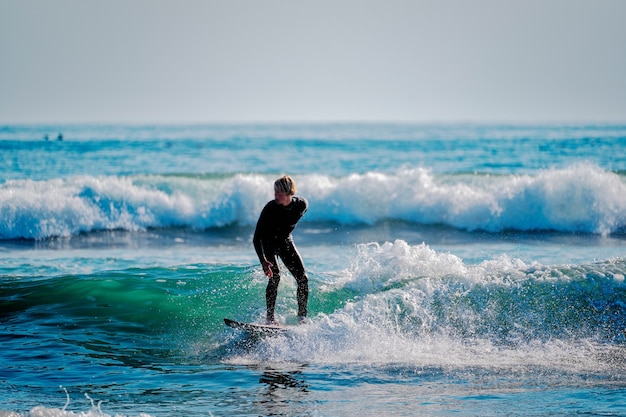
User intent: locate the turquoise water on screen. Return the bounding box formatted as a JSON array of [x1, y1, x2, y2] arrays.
[[1, 123, 625, 416]]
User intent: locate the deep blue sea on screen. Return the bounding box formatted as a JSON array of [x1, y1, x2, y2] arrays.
[[1, 123, 625, 416]]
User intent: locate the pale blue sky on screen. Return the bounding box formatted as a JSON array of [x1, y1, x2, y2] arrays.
[[1, 0, 625, 124]]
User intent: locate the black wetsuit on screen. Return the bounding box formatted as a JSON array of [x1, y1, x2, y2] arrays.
[[253, 196, 308, 321]]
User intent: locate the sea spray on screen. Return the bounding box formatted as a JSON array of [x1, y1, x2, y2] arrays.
[[229, 241, 626, 371]]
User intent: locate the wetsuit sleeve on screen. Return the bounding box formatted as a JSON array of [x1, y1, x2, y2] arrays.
[[296, 197, 309, 217], [253, 203, 271, 263]]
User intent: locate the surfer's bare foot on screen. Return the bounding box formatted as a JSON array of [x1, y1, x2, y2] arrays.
[[266, 318, 279, 326], [298, 316, 309, 324]]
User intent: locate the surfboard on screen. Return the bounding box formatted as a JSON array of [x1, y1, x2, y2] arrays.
[[224, 318, 288, 335]]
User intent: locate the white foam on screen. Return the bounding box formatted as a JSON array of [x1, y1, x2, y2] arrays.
[[2, 390, 154, 417], [232, 240, 626, 374], [1, 164, 624, 239], [9, 407, 154, 417], [301, 163, 626, 235]]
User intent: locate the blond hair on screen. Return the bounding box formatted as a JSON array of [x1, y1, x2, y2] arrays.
[[274, 175, 296, 195]]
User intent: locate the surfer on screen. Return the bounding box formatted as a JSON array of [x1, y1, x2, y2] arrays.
[[253, 175, 309, 325]]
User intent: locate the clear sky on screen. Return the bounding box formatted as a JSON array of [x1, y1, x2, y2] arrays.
[[1, 0, 625, 124]]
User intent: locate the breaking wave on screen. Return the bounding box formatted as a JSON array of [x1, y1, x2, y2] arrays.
[[1, 164, 625, 239]]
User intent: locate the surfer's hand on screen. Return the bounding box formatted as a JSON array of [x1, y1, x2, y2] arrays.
[[262, 261, 273, 278]]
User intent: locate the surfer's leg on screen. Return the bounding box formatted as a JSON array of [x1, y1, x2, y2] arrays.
[[265, 257, 281, 323], [279, 239, 308, 319], [266, 277, 280, 323]]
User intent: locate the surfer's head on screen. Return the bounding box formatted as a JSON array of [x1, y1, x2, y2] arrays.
[[274, 175, 296, 196], [274, 175, 296, 206]]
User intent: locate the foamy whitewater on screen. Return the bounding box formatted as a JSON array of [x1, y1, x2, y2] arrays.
[[1, 123, 625, 416]]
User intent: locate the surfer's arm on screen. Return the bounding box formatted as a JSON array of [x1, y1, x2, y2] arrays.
[[253, 235, 274, 278], [253, 205, 274, 278], [252, 231, 264, 262], [294, 196, 308, 218]]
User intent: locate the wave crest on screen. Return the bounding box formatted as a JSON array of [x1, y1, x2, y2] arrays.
[[1, 164, 625, 239]]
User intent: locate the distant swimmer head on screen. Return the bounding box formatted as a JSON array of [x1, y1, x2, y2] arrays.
[[274, 175, 296, 196]]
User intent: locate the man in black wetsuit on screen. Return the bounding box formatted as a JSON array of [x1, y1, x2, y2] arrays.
[[253, 175, 309, 325]]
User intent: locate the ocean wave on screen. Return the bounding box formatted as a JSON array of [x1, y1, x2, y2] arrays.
[[3, 242, 625, 417], [1, 164, 625, 239], [238, 240, 626, 368], [337, 240, 626, 343], [3, 240, 625, 371], [218, 239, 626, 370]]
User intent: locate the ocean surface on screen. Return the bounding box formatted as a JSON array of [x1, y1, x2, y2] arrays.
[[1, 123, 625, 416]]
